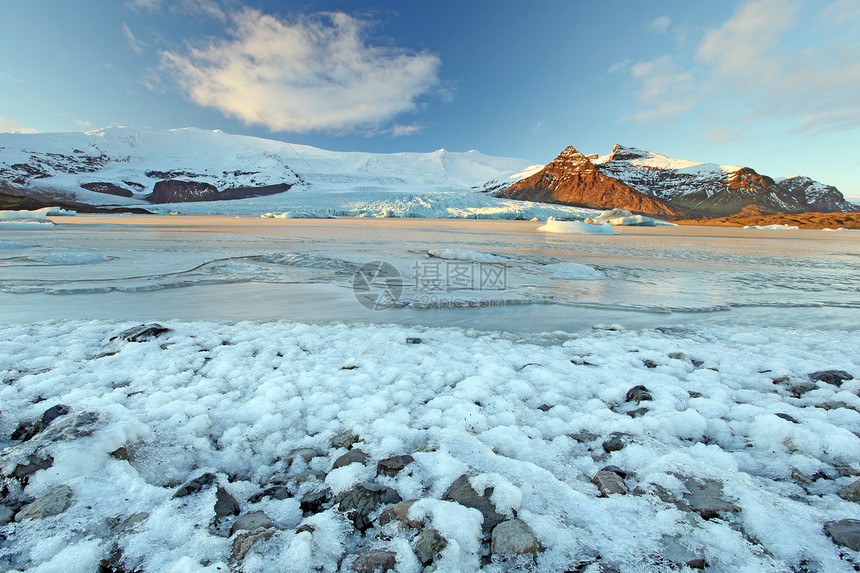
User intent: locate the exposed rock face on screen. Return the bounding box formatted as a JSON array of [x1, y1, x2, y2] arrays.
[[499, 146, 682, 216], [594, 144, 856, 217], [145, 179, 293, 204], [80, 182, 134, 198]]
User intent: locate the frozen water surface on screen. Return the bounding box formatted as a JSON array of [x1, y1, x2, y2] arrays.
[[1, 215, 859, 331]]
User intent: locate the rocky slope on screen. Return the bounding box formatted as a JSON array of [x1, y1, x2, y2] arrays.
[[498, 146, 683, 216], [593, 145, 854, 217], [0, 127, 536, 206], [499, 144, 854, 218]]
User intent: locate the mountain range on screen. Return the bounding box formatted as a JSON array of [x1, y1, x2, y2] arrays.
[[500, 145, 855, 217], [0, 127, 854, 217]]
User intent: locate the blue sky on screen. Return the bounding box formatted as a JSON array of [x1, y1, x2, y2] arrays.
[[2, 0, 859, 197]]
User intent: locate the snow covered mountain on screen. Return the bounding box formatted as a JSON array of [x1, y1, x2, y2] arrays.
[[593, 145, 854, 217], [500, 143, 854, 217], [0, 127, 539, 207]]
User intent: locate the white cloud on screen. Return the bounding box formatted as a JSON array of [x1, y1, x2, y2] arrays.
[[390, 124, 423, 137], [122, 23, 147, 54], [0, 117, 37, 134], [160, 9, 442, 134], [126, 0, 225, 19], [75, 119, 92, 128], [614, 0, 860, 134], [644, 16, 672, 35]]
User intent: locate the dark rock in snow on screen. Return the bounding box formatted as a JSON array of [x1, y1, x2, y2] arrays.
[[230, 511, 276, 536], [352, 550, 397, 573], [378, 500, 422, 529], [336, 482, 402, 530], [491, 519, 542, 556], [602, 433, 627, 453], [774, 413, 799, 424], [109, 447, 129, 460], [15, 484, 73, 521], [808, 370, 853, 386], [643, 359, 658, 369], [110, 512, 149, 533], [627, 407, 649, 418], [414, 527, 447, 565], [172, 473, 217, 498], [111, 323, 171, 343], [80, 182, 134, 198], [331, 429, 361, 449], [825, 519, 860, 550], [592, 471, 628, 496], [406, 337, 422, 344], [789, 381, 818, 397], [838, 479, 860, 502], [682, 477, 740, 519], [376, 454, 414, 477], [442, 474, 505, 534], [214, 486, 240, 520], [625, 385, 652, 403], [332, 448, 368, 470], [230, 527, 277, 569], [11, 404, 69, 441], [300, 489, 331, 516], [248, 485, 291, 503], [600, 465, 629, 479]]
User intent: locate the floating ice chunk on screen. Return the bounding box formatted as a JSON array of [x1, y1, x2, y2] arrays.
[[743, 224, 800, 230], [0, 220, 54, 230], [543, 262, 602, 279], [536, 218, 615, 234], [585, 208, 674, 226], [427, 248, 506, 262]]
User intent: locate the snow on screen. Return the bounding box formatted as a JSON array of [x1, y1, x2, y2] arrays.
[[536, 218, 615, 234], [1, 320, 859, 572]]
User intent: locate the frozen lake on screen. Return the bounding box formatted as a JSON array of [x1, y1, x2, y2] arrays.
[[1, 215, 859, 332]]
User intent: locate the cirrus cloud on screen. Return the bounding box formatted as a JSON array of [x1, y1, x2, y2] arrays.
[[160, 9, 442, 134]]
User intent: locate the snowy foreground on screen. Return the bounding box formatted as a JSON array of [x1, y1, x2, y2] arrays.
[[2, 321, 860, 572]]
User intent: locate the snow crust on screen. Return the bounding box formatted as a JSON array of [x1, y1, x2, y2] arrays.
[[1, 320, 859, 572]]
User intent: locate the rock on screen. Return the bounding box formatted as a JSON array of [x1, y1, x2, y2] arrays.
[[838, 479, 860, 502], [11, 404, 69, 441], [336, 483, 402, 530], [332, 448, 369, 469], [15, 485, 73, 521], [600, 465, 629, 478], [111, 323, 171, 343], [352, 550, 397, 573], [825, 519, 860, 550], [682, 477, 740, 519], [332, 429, 361, 449], [627, 407, 649, 418], [283, 447, 322, 468], [229, 527, 277, 569], [836, 466, 860, 478], [406, 337, 422, 344], [0, 505, 15, 526], [378, 500, 422, 529], [9, 454, 53, 483], [809, 370, 853, 386], [230, 511, 276, 536], [214, 486, 241, 519], [111, 512, 149, 533], [172, 473, 217, 498], [625, 385, 652, 403], [248, 485, 291, 503], [271, 470, 326, 492], [602, 433, 627, 453], [442, 474, 505, 534], [296, 524, 315, 534], [109, 447, 129, 460], [592, 471, 628, 496], [414, 528, 446, 565], [774, 413, 799, 424], [537, 404, 553, 412], [499, 146, 681, 216], [643, 359, 658, 369], [300, 489, 332, 516], [789, 381, 818, 397], [80, 181, 134, 198], [668, 352, 686, 360], [377, 454, 414, 477], [491, 519, 541, 556]]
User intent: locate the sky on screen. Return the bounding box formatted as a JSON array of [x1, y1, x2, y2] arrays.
[[1, 0, 859, 198]]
